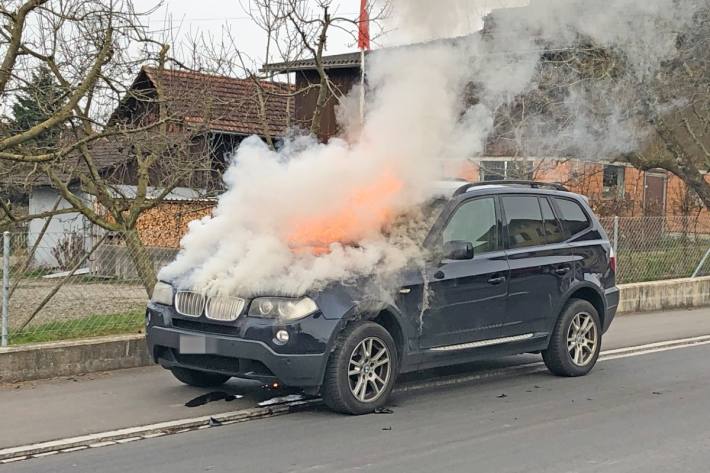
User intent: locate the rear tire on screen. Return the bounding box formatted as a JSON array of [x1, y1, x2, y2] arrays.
[[542, 299, 601, 377], [170, 367, 231, 387], [322, 321, 399, 415]]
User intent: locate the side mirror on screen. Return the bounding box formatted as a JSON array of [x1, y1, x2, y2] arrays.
[[443, 240, 474, 260]]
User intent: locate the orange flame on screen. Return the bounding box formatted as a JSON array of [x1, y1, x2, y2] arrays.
[[287, 173, 404, 255]]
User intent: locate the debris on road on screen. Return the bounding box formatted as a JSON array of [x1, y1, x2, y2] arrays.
[[497, 394, 507, 398], [257, 394, 305, 407], [184, 392, 244, 407], [374, 407, 394, 414]]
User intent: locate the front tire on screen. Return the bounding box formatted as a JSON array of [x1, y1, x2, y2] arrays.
[[322, 321, 399, 415], [170, 367, 231, 387], [542, 299, 601, 377]]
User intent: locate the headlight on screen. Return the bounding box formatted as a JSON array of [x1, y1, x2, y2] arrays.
[[151, 281, 174, 306], [248, 297, 318, 321]]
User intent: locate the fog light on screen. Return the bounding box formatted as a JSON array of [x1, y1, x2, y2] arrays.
[[274, 330, 290, 344]]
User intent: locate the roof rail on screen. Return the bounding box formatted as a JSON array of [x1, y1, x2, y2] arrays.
[[453, 180, 569, 196]]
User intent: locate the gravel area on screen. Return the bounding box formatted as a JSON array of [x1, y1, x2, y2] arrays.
[[7, 279, 148, 329]]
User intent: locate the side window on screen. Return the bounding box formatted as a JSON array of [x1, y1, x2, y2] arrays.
[[502, 195, 546, 249], [540, 197, 565, 244], [442, 198, 498, 254], [554, 198, 591, 235]]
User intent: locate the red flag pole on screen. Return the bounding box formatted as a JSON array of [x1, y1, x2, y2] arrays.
[[358, 0, 369, 126]]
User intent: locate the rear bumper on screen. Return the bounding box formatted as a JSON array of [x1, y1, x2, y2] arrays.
[[603, 286, 620, 333], [147, 325, 327, 387]]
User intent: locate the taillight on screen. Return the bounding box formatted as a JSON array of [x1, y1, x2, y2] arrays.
[[609, 247, 617, 273]]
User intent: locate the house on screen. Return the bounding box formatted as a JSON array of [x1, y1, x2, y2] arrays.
[[263, 22, 708, 221], [22, 67, 293, 267]]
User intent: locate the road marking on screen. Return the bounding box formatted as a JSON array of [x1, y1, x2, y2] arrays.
[[2, 334, 709, 464], [394, 334, 710, 393]]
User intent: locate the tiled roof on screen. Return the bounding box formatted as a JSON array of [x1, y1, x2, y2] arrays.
[[262, 52, 364, 73], [142, 67, 293, 136]]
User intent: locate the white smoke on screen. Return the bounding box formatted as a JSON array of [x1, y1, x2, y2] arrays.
[[161, 0, 700, 297]]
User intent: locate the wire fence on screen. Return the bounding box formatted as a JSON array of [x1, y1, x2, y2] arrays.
[[599, 216, 710, 284], [2, 216, 710, 346], [0, 230, 176, 347]]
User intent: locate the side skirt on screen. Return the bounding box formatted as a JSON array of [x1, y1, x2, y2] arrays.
[[400, 333, 549, 374], [428, 333, 535, 352]]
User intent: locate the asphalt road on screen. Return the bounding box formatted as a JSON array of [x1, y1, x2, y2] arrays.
[[2, 307, 710, 448], [7, 340, 710, 472], [4, 309, 710, 472]]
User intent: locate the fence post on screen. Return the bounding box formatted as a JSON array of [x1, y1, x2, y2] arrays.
[[2, 231, 9, 347], [613, 216, 619, 252]]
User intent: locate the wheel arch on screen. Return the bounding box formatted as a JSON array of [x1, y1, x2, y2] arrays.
[[330, 304, 408, 366], [561, 284, 606, 329], [369, 309, 405, 362]]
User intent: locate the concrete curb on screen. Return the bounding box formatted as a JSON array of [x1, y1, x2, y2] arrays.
[[0, 334, 150, 384], [616, 276, 710, 313], [2, 276, 710, 384], [0, 399, 320, 463]]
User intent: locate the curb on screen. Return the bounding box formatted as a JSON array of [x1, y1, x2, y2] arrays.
[[0, 399, 321, 463], [0, 334, 150, 384]]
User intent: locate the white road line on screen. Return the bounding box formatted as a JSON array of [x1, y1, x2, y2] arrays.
[[2, 334, 709, 464]]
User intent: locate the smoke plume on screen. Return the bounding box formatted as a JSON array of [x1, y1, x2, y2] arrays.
[[161, 0, 701, 297]]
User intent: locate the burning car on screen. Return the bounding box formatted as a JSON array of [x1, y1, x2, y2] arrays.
[[146, 180, 618, 414]]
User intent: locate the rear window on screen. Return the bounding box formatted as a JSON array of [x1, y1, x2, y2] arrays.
[[554, 198, 591, 235], [502, 195, 546, 249]]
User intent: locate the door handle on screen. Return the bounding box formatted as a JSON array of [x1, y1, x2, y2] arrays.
[[487, 275, 506, 285], [554, 266, 571, 275]]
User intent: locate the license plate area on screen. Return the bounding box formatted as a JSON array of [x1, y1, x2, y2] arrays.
[[179, 335, 207, 354]]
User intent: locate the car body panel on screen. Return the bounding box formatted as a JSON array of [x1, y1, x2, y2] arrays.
[[145, 182, 619, 389]]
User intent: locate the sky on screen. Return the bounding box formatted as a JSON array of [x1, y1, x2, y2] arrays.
[[132, 0, 529, 71]]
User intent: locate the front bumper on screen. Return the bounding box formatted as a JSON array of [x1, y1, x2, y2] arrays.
[[145, 302, 340, 388], [148, 325, 327, 387]]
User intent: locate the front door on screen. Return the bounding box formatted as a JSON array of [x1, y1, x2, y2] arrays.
[[644, 173, 666, 216], [419, 196, 510, 349]]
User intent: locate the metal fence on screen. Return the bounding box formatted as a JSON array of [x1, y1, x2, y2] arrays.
[[599, 216, 710, 284], [2, 215, 710, 346]]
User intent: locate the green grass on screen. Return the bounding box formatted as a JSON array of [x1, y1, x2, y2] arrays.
[[9, 310, 145, 345]]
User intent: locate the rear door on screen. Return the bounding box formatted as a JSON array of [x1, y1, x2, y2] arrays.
[[551, 195, 612, 293], [501, 194, 574, 337], [420, 196, 510, 349]]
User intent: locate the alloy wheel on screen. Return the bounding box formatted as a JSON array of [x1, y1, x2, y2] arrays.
[[348, 337, 391, 402], [567, 311, 598, 366]]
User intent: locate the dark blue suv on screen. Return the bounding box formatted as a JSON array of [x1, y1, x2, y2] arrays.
[[146, 181, 619, 414]]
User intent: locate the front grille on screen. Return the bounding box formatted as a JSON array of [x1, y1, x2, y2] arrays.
[[175, 291, 206, 317], [205, 296, 245, 321], [172, 352, 238, 373], [172, 318, 239, 336]]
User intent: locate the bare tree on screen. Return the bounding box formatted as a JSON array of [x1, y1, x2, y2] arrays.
[[236, 0, 389, 141], [0, 1, 249, 295], [482, 7, 710, 209]]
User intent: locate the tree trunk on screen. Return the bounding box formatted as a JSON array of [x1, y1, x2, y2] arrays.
[[124, 229, 157, 297], [310, 79, 329, 138]]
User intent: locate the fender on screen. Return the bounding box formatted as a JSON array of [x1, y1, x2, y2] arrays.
[[554, 281, 607, 324], [319, 299, 413, 372]]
